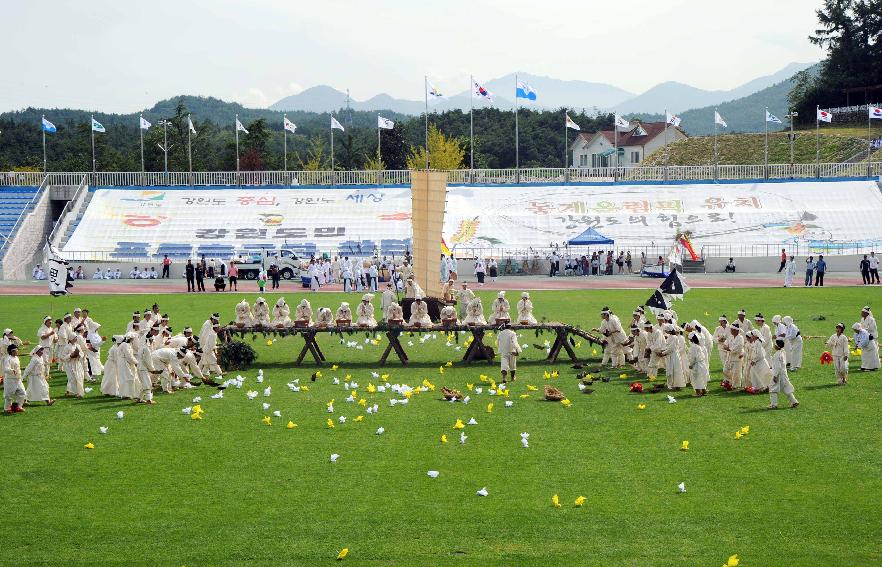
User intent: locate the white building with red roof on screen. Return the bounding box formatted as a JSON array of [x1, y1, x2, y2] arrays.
[[570, 121, 687, 168]]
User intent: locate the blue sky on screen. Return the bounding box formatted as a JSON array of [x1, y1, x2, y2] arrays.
[[2, 0, 824, 113]]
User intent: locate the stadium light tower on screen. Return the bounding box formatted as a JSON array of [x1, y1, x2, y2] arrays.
[[786, 112, 799, 164], [156, 119, 174, 173]]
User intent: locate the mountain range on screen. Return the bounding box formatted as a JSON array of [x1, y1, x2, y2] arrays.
[[270, 62, 815, 116]]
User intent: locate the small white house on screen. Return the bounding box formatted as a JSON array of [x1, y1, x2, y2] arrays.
[[571, 121, 687, 168]]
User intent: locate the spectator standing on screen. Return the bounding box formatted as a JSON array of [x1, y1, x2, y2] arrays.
[[549, 251, 559, 277], [804, 256, 815, 287], [185, 260, 195, 292], [616, 252, 625, 274], [869, 251, 880, 284], [269, 264, 281, 289], [228, 261, 239, 291], [195, 262, 206, 292], [488, 258, 498, 282], [605, 251, 614, 275], [860, 255, 871, 285], [625, 251, 632, 274], [161, 255, 171, 278], [474, 257, 486, 286], [778, 248, 787, 272], [815, 255, 827, 287]]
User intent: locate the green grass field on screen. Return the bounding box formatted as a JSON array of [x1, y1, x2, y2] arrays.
[[3, 288, 881, 566]]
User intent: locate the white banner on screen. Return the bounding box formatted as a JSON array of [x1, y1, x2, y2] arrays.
[[48, 258, 68, 294], [64, 180, 882, 256]]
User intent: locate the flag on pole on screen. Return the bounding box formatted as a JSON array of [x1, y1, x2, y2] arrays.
[[816, 109, 832, 123], [91, 118, 106, 133], [644, 289, 671, 315], [46, 242, 70, 296], [188, 116, 197, 134], [614, 114, 630, 129], [665, 112, 681, 127], [565, 114, 580, 131], [765, 111, 782, 124], [714, 111, 728, 128], [473, 80, 494, 102], [331, 116, 345, 131], [516, 81, 537, 101], [139, 116, 151, 130], [658, 269, 690, 301], [377, 116, 394, 129], [41, 117, 56, 133], [235, 118, 249, 133], [283, 117, 297, 133], [870, 106, 882, 120], [426, 81, 445, 99]]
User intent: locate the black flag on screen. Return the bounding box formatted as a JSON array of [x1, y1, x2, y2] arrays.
[[658, 268, 689, 300], [644, 289, 671, 315]]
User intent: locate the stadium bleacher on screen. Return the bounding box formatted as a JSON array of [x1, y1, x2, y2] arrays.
[[0, 187, 39, 244]]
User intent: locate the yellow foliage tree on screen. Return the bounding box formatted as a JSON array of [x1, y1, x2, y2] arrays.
[[407, 124, 465, 170]]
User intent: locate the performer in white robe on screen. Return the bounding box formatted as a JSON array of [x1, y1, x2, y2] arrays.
[[457, 283, 476, 321], [769, 339, 799, 408], [825, 323, 850, 384], [180, 347, 205, 385], [253, 299, 270, 326], [316, 307, 334, 327], [295, 299, 313, 325], [84, 330, 104, 380], [356, 294, 377, 327], [335, 302, 353, 323], [386, 302, 404, 323], [117, 335, 139, 399], [745, 330, 773, 391], [341, 262, 354, 293], [439, 254, 450, 283], [3, 345, 26, 413], [368, 264, 379, 292], [126, 312, 141, 334], [61, 336, 85, 398], [859, 306, 880, 370], [308, 261, 320, 291], [272, 298, 292, 327], [852, 323, 876, 373], [404, 276, 424, 300], [723, 324, 745, 388], [440, 305, 458, 324], [235, 299, 254, 326], [497, 323, 522, 382], [686, 332, 709, 396], [199, 313, 220, 344], [754, 314, 773, 357], [37, 316, 56, 376], [636, 322, 653, 373], [353, 262, 365, 292], [463, 297, 487, 326], [713, 316, 730, 368], [198, 323, 224, 379], [735, 310, 753, 333], [517, 292, 538, 325], [381, 284, 396, 321], [782, 316, 803, 370], [646, 323, 666, 381], [489, 292, 511, 325], [100, 336, 121, 397], [783, 256, 796, 287], [152, 347, 189, 393], [24, 346, 52, 405], [408, 296, 433, 327], [661, 326, 686, 389]]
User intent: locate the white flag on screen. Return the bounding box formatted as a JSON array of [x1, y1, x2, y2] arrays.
[[714, 111, 727, 128], [236, 118, 249, 133], [331, 116, 345, 131], [565, 114, 580, 131], [377, 115, 394, 129], [139, 116, 151, 130], [817, 108, 832, 123], [765, 110, 782, 124], [188, 116, 197, 134], [614, 114, 630, 129], [91, 118, 106, 133], [283, 117, 297, 133], [46, 243, 69, 296], [426, 81, 445, 99], [665, 112, 681, 127], [473, 80, 494, 103]]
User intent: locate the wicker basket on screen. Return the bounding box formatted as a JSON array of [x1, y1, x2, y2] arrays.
[[441, 386, 463, 401], [336, 319, 351, 326], [544, 385, 565, 401], [388, 319, 403, 326], [442, 318, 457, 327], [294, 320, 309, 328]]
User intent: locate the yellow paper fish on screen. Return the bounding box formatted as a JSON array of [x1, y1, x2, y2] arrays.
[[370, 340, 379, 345], [445, 361, 453, 367], [735, 431, 742, 439], [619, 373, 627, 379], [740, 426, 750, 435], [520, 394, 530, 399], [315, 371, 323, 378], [681, 440, 689, 451], [479, 374, 489, 382], [262, 416, 272, 426], [543, 370, 551, 380], [287, 421, 297, 429], [327, 418, 335, 429], [337, 548, 349, 560], [354, 415, 364, 422], [527, 384, 538, 391], [381, 373, 389, 380], [575, 341, 582, 348], [367, 383, 376, 393], [301, 385, 309, 392], [592, 349, 598, 355], [84, 442, 95, 449], [439, 366, 445, 374], [358, 398, 367, 407], [466, 383, 474, 391], [266, 340, 273, 346], [404, 390, 413, 399], [192, 404, 204, 415], [487, 403, 494, 413], [574, 495, 586, 507], [440, 434, 448, 443], [191, 413, 202, 421], [724, 554, 739, 567], [551, 370, 559, 378], [345, 374, 352, 381], [350, 390, 358, 399], [331, 364, 339, 371], [637, 404, 646, 410], [552, 494, 561, 508], [560, 399, 572, 408], [327, 399, 335, 408], [453, 419, 465, 429]]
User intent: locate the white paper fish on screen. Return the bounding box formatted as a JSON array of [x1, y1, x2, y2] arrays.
[[182, 407, 192, 415], [211, 390, 224, 399], [371, 372, 380, 378], [462, 396, 470, 405], [678, 482, 686, 493], [427, 470, 439, 478], [192, 396, 202, 403], [505, 400, 513, 407], [376, 427, 385, 435], [327, 404, 334, 413], [338, 416, 346, 423], [246, 390, 258, 400], [475, 388, 483, 394], [476, 487, 488, 497], [272, 410, 281, 417], [467, 418, 478, 425], [459, 432, 467, 444], [84, 387, 93, 393], [256, 375, 264, 383], [262, 402, 271, 410], [330, 453, 339, 463], [263, 386, 272, 397], [667, 395, 677, 404], [99, 426, 108, 434], [115, 411, 124, 420], [333, 378, 340, 385], [521, 438, 529, 448]]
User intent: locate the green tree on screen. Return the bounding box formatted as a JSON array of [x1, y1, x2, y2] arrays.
[[407, 124, 466, 170]]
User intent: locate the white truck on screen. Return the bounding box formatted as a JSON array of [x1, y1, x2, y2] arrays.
[[233, 249, 307, 280]]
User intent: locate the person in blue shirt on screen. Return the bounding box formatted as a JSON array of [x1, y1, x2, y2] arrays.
[[815, 255, 827, 287], [804, 256, 816, 287]]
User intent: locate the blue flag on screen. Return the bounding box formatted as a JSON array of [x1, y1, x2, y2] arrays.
[[41, 117, 56, 133], [516, 81, 537, 101], [91, 118, 106, 133]]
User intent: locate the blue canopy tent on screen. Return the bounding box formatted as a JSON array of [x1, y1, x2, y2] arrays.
[[567, 227, 614, 246]]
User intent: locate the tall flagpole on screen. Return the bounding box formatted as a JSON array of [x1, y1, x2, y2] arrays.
[[713, 108, 718, 178], [187, 114, 193, 174], [469, 75, 474, 179], [331, 114, 335, 186], [235, 113, 240, 173], [42, 114, 47, 173], [614, 111, 618, 173], [564, 109, 568, 169], [515, 73, 520, 181], [815, 105, 820, 176], [283, 114, 288, 172], [424, 75, 429, 170], [869, 103, 873, 173], [91, 114, 96, 173], [139, 114, 145, 172], [663, 108, 669, 181], [764, 106, 769, 178]]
